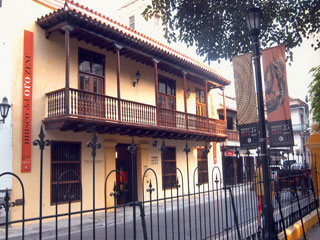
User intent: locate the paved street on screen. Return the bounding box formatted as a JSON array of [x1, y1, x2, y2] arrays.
[[0, 187, 314, 240]]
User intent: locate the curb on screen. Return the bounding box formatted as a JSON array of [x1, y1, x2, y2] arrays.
[[278, 208, 320, 240]]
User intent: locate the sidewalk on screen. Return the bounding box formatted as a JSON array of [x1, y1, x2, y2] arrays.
[[299, 223, 320, 240]]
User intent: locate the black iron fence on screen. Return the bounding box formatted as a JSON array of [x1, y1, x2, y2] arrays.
[[0, 127, 319, 240]]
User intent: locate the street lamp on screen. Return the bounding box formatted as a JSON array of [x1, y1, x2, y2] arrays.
[[0, 96, 11, 124], [246, 7, 277, 239]]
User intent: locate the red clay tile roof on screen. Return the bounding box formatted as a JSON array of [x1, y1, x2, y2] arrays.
[[36, 0, 231, 85], [289, 97, 308, 107]]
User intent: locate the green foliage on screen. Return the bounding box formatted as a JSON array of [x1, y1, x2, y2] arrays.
[[309, 66, 320, 122], [143, 0, 320, 62]]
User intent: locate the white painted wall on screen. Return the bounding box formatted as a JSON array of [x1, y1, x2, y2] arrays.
[[117, 0, 166, 43], [0, 0, 13, 191], [290, 104, 310, 167]]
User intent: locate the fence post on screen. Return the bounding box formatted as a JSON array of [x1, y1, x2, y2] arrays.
[[128, 137, 138, 240], [87, 130, 101, 240], [294, 182, 306, 239], [33, 126, 50, 240], [159, 139, 168, 240], [0, 189, 15, 240], [183, 140, 192, 239], [110, 183, 120, 239]]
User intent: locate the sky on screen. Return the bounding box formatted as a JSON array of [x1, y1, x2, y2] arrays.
[[77, 0, 320, 102]]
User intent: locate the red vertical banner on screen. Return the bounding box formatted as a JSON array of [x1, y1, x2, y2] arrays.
[[262, 45, 294, 147], [21, 30, 34, 173], [213, 142, 217, 164]]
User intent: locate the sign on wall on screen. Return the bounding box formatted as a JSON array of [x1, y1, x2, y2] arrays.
[[21, 30, 33, 173], [212, 142, 217, 164], [262, 45, 294, 147], [232, 53, 259, 148]]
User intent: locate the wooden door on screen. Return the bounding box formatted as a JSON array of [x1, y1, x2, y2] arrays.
[[78, 48, 105, 117], [196, 88, 207, 130], [79, 73, 104, 117], [158, 76, 176, 127]]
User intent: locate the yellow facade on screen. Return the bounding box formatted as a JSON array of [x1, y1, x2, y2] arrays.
[[6, 0, 228, 221], [306, 123, 320, 200]]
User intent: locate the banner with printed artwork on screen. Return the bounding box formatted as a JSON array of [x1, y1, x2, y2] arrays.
[[262, 45, 294, 147], [232, 53, 259, 148]]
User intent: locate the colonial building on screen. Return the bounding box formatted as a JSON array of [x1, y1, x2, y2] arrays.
[[289, 97, 310, 167], [215, 93, 255, 185], [4, 0, 230, 220]]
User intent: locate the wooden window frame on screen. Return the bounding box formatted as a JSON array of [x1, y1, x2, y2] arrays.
[[158, 75, 176, 109], [162, 147, 177, 190], [50, 141, 82, 205], [195, 88, 207, 117], [197, 148, 208, 185], [78, 47, 105, 94], [227, 116, 234, 130], [129, 15, 135, 29]]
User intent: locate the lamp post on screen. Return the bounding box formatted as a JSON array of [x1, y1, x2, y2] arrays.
[[246, 7, 277, 239], [0, 96, 11, 124]]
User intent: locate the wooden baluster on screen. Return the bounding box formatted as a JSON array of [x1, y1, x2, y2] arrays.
[[108, 97, 111, 119], [48, 94, 50, 117], [108, 97, 110, 119], [57, 92, 59, 116], [106, 97, 108, 119], [54, 92, 56, 116], [53, 93, 55, 116], [71, 90, 73, 115]]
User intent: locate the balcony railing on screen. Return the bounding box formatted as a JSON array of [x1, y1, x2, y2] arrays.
[[46, 88, 226, 135], [226, 129, 239, 142]]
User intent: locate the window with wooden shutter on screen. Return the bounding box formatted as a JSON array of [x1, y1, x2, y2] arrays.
[[162, 147, 177, 189], [51, 141, 81, 204], [196, 88, 207, 117], [197, 148, 208, 184]]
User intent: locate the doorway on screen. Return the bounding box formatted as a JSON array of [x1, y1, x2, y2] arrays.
[[115, 144, 137, 205]]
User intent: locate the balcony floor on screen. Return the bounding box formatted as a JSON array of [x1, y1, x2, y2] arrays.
[[43, 115, 227, 142]]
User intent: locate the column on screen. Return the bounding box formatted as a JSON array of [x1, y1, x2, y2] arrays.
[[115, 44, 123, 121], [153, 59, 159, 126], [183, 71, 188, 129], [62, 25, 73, 115]]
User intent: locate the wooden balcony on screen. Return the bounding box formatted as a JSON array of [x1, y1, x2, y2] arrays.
[[226, 130, 239, 142], [44, 88, 227, 141]]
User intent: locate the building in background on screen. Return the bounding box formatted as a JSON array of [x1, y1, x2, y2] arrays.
[[290, 97, 310, 167], [213, 93, 255, 185], [117, 0, 166, 43]]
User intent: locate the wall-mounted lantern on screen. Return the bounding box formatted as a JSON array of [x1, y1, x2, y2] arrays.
[[133, 70, 140, 87], [0, 96, 11, 124]]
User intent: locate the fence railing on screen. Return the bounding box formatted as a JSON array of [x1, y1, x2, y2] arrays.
[[0, 128, 319, 240], [46, 88, 226, 135]]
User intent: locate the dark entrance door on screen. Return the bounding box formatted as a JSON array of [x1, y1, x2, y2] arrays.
[[223, 156, 235, 185], [116, 144, 137, 205]]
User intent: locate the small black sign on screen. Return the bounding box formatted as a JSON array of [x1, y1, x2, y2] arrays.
[[239, 123, 259, 149], [268, 119, 294, 147]]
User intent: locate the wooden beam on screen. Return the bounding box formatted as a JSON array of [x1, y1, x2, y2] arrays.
[[183, 71, 188, 130], [154, 59, 159, 126], [115, 44, 122, 121], [222, 87, 227, 129], [61, 25, 74, 116]]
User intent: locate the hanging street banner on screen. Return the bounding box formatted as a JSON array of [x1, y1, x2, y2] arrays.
[[21, 30, 34, 173], [232, 53, 259, 148], [262, 45, 294, 147]]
